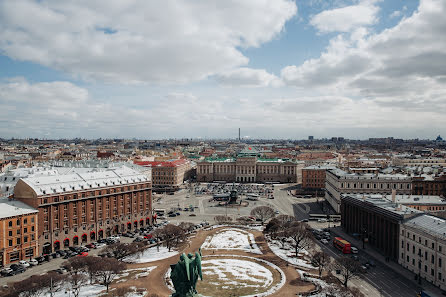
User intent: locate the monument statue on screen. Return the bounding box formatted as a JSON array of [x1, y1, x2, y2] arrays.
[[170, 248, 203, 297]]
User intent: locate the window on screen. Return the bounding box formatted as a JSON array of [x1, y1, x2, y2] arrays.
[[9, 251, 19, 262], [432, 243, 435, 249], [24, 218, 27, 224], [24, 236, 28, 243], [8, 231, 12, 236], [16, 238, 21, 245], [8, 221, 12, 227], [412, 258, 415, 265], [8, 240, 12, 246], [432, 255, 435, 264], [440, 258, 442, 268]]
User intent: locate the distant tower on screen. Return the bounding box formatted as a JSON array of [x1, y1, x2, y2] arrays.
[[239, 128, 241, 142]]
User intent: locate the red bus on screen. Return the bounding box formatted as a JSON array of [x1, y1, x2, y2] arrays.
[[333, 237, 351, 254]]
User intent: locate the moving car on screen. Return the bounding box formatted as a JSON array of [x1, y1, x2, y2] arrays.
[[351, 247, 359, 254]]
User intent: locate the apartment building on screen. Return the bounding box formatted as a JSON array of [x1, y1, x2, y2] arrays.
[[13, 166, 152, 254], [134, 159, 191, 191], [0, 199, 38, 267], [197, 156, 303, 183], [399, 214, 446, 290], [302, 165, 335, 189], [326, 168, 412, 213], [412, 174, 446, 197]]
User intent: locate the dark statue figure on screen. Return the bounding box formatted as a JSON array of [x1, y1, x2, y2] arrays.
[[170, 248, 203, 297]]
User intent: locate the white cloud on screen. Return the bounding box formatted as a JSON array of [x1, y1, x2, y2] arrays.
[[215, 68, 283, 87], [389, 10, 402, 18], [0, 0, 296, 84], [310, 0, 380, 33]]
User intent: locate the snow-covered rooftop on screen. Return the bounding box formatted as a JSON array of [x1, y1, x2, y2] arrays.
[[0, 198, 38, 219], [21, 166, 148, 196]]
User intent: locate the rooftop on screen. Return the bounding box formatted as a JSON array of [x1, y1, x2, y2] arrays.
[[0, 198, 38, 219], [20, 166, 148, 196], [404, 214, 446, 241]]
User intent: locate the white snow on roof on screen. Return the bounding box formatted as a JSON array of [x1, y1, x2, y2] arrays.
[[0, 198, 38, 219], [21, 166, 148, 196]]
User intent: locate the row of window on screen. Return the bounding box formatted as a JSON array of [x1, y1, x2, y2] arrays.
[[7, 217, 35, 228], [340, 182, 410, 190], [403, 230, 441, 252], [8, 234, 35, 247]]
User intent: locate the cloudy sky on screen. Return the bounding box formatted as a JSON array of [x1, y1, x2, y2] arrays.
[[0, 0, 444, 140]]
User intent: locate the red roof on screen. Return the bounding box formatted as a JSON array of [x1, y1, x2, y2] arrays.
[[134, 159, 188, 167]]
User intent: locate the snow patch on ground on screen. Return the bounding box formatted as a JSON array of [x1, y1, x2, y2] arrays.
[[166, 255, 285, 297], [44, 284, 104, 297], [123, 245, 178, 263], [267, 238, 315, 269], [202, 228, 262, 254], [202, 258, 273, 288]]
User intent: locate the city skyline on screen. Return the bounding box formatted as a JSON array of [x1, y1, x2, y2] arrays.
[[1, 0, 445, 139]]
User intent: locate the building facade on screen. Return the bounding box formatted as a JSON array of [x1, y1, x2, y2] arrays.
[[0, 199, 38, 267], [13, 166, 152, 255], [412, 175, 446, 197], [341, 194, 420, 260], [326, 168, 412, 213], [399, 214, 446, 290], [134, 159, 191, 191], [302, 165, 335, 189], [196, 157, 303, 183]]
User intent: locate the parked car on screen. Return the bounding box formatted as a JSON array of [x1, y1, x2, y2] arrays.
[[0, 268, 13, 276], [366, 259, 376, 267], [86, 243, 96, 249], [318, 218, 327, 223], [10, 265, 25, 274], [320, 239, 329, 244], [18, 260, 30, 268], [35, 256, 45, 264], [78, 252, 88, 257], [351, 247, 358, 254], [360, 265, 368, 273], [29, 259, 39, 266], [95, 243, 106, 249]]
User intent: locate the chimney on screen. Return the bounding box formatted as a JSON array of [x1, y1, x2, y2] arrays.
[[392, 189, 396, 203]]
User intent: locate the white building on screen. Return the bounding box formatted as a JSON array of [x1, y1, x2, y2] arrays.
[[399, 214, 446, 290], [325, 168, 412, 213]]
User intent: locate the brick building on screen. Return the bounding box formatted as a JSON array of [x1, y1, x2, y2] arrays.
[[0, 199, 38, 267], [134, 159, 191, 192], [412, 175, 446, 197], [197, 156, 303, 183], [302, 165, 335, 189], [13, 166, 152, 255]]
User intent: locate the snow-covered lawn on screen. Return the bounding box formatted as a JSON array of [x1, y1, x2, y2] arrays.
[[202, 258, 273, 288], [116, 266, 157, 282], [44, 284, 104, 297], [202, 228, 262, 254], [123, 245, 178, 263], [267, 238, 316, 269]]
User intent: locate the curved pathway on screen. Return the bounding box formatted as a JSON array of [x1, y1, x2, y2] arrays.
[[119, 226, 316, 296]]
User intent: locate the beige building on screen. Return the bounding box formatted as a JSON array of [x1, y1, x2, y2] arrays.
[[399, 214, 446, 290], [197, 157, 303, 183], [326, 168, 412, 213], [134, 159, 191, 191]]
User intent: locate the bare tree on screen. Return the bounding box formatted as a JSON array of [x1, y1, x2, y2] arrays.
[[333, 256, 362, 287], [214, 215, 232, 224], [250, 206, 276, 225], [66, 274, 88, 297], [104, 242, 142, 261], [287, 222, 313, 256], [12, 273, 64, 297], [94, 257, 126, 292], [178, 222, 195, 232], [160, 224, 185, 251], [311, 251, 331, 277], [64, 256, 99, 284]]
